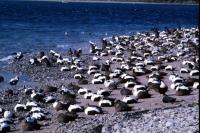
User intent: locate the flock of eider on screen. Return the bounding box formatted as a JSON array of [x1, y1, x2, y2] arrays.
[[0, 27, 199, 132]]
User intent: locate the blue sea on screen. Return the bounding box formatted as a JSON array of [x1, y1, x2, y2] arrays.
[[0, 1, 199, 60]]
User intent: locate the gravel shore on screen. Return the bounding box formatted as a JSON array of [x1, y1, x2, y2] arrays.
[[0, 27, 199, 133], [52, 104, 199, 133]]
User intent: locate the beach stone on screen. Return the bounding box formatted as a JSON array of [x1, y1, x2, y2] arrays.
[[0, 75, 4, 83], [21, 119, 41, 131], [4, 90, 13, 97], [166, 120, 174, 127], [102, 125, 112, 133], [57, 112, 78, 123], [92, 125, 103, 133], [78, 79, 88, 85], [44, 85, 58, 92]]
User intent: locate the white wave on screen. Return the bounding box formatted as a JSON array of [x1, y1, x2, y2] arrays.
[[56, 45, 69, 48], [0, 55, 14, 62]]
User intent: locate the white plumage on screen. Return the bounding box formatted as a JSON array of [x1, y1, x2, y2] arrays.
[[98, 99, 112, 107], [3, 111, 13, 119], [91, 94, 103, 101], [165, 65, 173, 71], [78, 88, 88, 95], [92, 79, 103, 84], [14, 104, 26, 112], [31, 112, 45, 120], [84, 92, 93, 99], [68, 104, 83, 112], [104, 80, 115, 88], [190, 70, 199, 76], [84, 107, 101, 115], [133, 85, 146, 91], [124, 81, 136, 88], [193, 82, 199, 89]]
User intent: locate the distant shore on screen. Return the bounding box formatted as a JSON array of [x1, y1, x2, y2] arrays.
[[8, 0, 199, 5]]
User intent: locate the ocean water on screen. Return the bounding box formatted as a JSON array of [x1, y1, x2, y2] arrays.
[[0, 1, 199, 60]]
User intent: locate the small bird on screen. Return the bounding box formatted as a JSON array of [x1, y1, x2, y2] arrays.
[[84, 105, 103, 115], [9, 76, 19, 85]]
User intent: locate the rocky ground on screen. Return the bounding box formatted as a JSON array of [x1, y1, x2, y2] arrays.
[[0, 27, 199, 133], [51, 103, 198, 133]]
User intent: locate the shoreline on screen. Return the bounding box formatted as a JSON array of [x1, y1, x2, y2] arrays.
[[64, 1, 199, 5], [4, 0, 199, 5]]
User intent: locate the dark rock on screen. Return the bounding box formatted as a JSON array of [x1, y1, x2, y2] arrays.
[[21, 118, 41, 131], [101, 64, 110, 71], [137, 91, 151, 99], [57, 112, 78, 123], [114, 100, 132, 112], [61, 94, 76, 104], [44, 85, 58, 93], [148, 84, 168, 94], [176, 89, 191, 96], [0, 75, 4, 83], [78, 79, 89, 85], [162, 95, 176, 103], [4, 90, 14, 97], [120, 88, 132, 96]]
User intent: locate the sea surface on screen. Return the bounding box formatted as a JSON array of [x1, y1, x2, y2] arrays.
[[0, 1, 199, 60]]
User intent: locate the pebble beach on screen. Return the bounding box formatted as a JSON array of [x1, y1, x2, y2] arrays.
[[0, 27, 199, 132]]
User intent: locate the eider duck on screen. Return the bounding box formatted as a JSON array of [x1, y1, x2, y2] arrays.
[[84, 92, 94, 99], [104, 80, 117, 90], [30, 91, 45, 102], [122, 96, 137, 104], [78, 88, 90, 95], [52, 101, 69, 111], [91, 94, 103, 102], [97, 88, 111, 97], [26, 101, 38, 111], [180, 68, 189, 73], [190, 70, 199, 76], [9, 76, 19, 85], [165, 65, 174, 71], [4, 111, 14, 119], [91, 78, 104, 84], [44, 96, 56, 103], [74, 74, 83, 79], [68, 104, 83, 112], [24, 87, 34, 95], [14, 104, 26, 112], [124, 81, 136, 88], [133, 88, 151, 99], [193, 82, 199, 89], [175, 85, 191, 96], [0, 123, 10, 133], [84, 105, 103, 115], [98, 99, 113, 107], [60, 66, 70, 72], [31, 112, 45, 121]]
